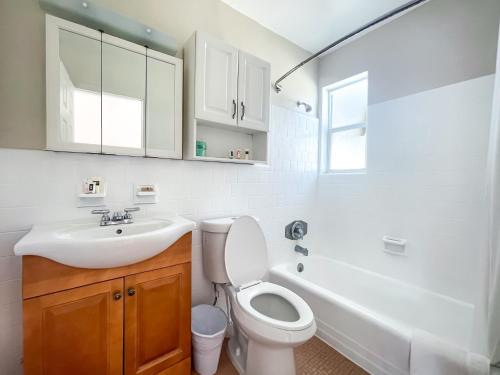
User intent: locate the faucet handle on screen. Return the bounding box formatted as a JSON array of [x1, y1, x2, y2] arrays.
[[286, 220, 308, 240], [124, 207, 140, 213], [92, 209, 111, 226], [124, 207, 140, 220]]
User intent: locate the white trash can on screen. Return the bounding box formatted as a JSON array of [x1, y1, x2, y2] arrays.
[[192, 304, 227, 375]]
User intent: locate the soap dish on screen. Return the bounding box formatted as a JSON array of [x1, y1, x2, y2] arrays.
[[134, 184, 159, 204], [382, 236, 407, 255], [77, 181, 107, 207]]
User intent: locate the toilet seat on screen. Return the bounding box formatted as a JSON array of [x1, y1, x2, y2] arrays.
[[236, 282, 314, 331], [225, 217, 314, 334]]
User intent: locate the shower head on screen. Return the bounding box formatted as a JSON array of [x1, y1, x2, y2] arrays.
[[297, 101, 312, 113]]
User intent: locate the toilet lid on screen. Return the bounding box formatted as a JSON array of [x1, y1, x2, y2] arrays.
[[225, 216, 268, 288]]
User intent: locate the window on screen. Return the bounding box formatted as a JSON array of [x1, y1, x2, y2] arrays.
[[101, 92, 143, 149], [72, 89, 143, 148], [324, 72, 368, 172]]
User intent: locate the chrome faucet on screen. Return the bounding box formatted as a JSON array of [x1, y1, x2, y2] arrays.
[[91, 209, 111, 226], [92, 207, 140, 226], [294, 245, 309, 256]]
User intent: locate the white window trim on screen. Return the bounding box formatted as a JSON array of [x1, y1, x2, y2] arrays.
[[322, 72, 368, 174]]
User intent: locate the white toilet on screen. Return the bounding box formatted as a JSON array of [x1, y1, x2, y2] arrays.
[[200, 216, 316, 375]]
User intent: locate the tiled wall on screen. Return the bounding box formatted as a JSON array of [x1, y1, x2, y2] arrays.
[[0, 105, 319, 375], [316, 75, 494, 304], [0, 77, 494, 373]]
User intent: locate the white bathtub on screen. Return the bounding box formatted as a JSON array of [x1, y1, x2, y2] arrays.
[[270, 255, 475, 375]]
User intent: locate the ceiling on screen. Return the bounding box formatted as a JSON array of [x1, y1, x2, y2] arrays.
[[221, 0, 414, 53]]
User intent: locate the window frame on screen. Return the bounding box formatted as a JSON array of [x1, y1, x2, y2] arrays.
[[323, 72, 368, 174]]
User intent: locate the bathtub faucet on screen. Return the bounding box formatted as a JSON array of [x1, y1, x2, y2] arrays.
[[295, 245, 309, 256]]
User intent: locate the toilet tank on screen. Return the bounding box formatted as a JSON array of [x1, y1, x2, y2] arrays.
[[200, 217, 237, 284]]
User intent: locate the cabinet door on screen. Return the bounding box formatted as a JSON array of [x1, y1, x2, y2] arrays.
[[124, 264, 191, 375], [23, 279, 124, 375], [237, 52, 270, 132], [101, 34, 147, 156], [46, 16, 102, 153], [195, 32, 238, 126], [146, 50, 183, 159]]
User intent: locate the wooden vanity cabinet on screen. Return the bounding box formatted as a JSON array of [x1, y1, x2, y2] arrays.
[[125, 265, 191, 375], [22, 233, 192, 375], [24, 279, 124, 375]]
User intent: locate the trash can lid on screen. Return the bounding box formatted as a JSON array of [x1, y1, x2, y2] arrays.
[[192, 304, 227, 338]]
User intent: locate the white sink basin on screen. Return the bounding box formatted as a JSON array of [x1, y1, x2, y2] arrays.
[[14, 216, 196, 269]]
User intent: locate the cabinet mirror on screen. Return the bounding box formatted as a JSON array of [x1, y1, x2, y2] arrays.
[[46, 15, 183, 159]]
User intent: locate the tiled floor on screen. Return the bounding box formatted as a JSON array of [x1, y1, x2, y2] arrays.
[[192, 336, 368, 375]]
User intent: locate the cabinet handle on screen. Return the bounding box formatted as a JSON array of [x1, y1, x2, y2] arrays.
[[113, 291, 122, 300], [127, 288, 136, 296], [232, 99, 236, 119], [240, 102, 245, 120]]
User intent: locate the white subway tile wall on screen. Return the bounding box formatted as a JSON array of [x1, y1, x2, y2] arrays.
[[0, 105, 319, 375], [316, 75, 494, 304]]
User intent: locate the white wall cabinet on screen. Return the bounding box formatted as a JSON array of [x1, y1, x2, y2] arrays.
[[237, 51, 270, 132], [195, 33, 239, 127], [46, 15, 183, 159], [184, 31, 270, 164]]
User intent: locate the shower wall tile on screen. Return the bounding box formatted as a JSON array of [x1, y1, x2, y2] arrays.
[[316, 75, 494, 303]]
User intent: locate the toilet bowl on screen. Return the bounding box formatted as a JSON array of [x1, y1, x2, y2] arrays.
[[200, 216, 316, 375]]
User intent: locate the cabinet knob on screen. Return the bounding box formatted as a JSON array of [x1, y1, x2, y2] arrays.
[[127, 288, 136, 296], [113, 291, 122, 300]]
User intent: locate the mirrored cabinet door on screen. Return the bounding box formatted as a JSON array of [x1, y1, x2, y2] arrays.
[[47, 18, 102, 153], [46, 15, 183, 159], [146, 51, 182, 158], [101, 36, 146, 156]]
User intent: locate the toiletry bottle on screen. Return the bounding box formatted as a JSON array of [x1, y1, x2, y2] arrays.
[[244, 149, 250, 160], [236, 149, 242, 159], [229, 150, 234, 159]]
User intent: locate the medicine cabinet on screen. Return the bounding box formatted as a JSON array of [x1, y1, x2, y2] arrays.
[[46, 15, 182, 159], [183, 31, 270, 164]]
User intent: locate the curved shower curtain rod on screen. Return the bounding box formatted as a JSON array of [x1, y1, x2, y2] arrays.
[[273, 0, 429, 93]]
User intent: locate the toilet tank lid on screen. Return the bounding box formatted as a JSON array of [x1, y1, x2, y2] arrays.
[[200, 217, 238, 233]]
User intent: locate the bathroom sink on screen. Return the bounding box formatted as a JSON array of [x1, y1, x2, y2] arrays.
[[14, 216, 196, 269]]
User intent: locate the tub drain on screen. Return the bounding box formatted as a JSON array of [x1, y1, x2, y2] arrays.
[[297, 263, 304, 272]]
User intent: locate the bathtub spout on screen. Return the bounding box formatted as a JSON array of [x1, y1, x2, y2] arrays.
[[295, 245, 309, 256]]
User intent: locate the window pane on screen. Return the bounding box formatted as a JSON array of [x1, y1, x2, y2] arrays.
[[102, 93, 143, 148], [330, 79, 367, 128], [330, 128, 366, 170]]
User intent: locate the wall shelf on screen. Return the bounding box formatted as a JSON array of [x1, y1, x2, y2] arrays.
[[192, 156, 264, 165], [77, 180, 106, 207], [134, 184, 159, 204], [136, 191, 157, 196], [78, 193, 106, 198]]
